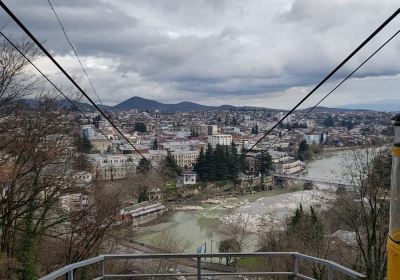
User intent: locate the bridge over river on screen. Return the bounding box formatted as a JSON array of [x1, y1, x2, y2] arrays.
[[274, 174, 354, 188]]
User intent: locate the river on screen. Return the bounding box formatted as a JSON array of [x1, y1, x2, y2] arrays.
[[134, 149, 348, 253]]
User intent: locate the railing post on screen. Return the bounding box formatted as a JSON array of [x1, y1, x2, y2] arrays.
[[293, 254, 299, 280], [99, 259, 105, 278], [197, 256, 201, 280], [328, 266, 334, 280], [67, 270, 73, 280]]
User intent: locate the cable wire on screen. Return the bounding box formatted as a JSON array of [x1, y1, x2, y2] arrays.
[[239, 8, 400, 160], [47, 0, 105, 111], [261, 28, 400, 152], [0, 1, 163, 178], [0, 30, 165, 191]]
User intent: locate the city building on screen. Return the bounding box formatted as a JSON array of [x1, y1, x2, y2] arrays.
[[208, 125, 218, 135], [222, 126, 240, 134], [171, 150, 199, 168], [303, 132, 326, 144], [208, 134, 232, 148], [182, 170, 197, 185], [88, 154, 136, 180], [273, 156, 304, 174]]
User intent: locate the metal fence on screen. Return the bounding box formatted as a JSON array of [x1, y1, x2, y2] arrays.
[[40, 252, 366, 280]]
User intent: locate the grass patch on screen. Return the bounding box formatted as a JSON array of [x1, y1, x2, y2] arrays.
[[237, 256, 266, 269]]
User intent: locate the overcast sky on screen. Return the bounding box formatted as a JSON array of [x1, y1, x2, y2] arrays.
[[1, 0, 400, 110]]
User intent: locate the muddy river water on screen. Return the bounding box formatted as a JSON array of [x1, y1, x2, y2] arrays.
[[135, 149, 349, 252]]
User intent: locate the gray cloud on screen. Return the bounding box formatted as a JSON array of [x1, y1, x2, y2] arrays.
[[1, 0, 400, 109]]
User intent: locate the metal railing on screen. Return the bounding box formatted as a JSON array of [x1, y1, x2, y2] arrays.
[[40, 252, 366, 280]]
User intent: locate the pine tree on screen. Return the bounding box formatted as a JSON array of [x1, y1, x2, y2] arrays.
[[256, 151, 273, 183], [298, 139, 312, 161], [205, 144, 216, 181], [215, 145, 228, 180], [290, 203, 304, 228], [194, 147, 207, 181], [152, 139, 158, 150], [163, 151, 181, 179], [137, 158, 151, 174], [77, 135, 92, 153], [228, 142, 240, 181]]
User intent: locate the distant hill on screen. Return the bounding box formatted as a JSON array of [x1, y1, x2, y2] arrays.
[[20, 96, 391, 113], [112, 96, 232, 112], [301, 106, 373, 113]]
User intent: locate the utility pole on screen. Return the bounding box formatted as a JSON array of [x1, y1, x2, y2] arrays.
[[387, 113, 400, 279]]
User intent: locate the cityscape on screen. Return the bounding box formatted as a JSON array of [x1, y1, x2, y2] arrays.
[[0, 1, 400, 280]]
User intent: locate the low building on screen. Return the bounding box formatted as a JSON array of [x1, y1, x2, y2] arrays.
[[183, 171, 196, 185], [120, 201, 167, 227], [60, 193, 90, 212], [273, 156, 304, 174]]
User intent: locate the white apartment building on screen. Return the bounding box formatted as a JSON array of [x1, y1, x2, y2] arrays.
[[172, 150, 199, 168], [208, 134, 232, 148], [88, 154, 138, 180], [303, 133, 326, 144]]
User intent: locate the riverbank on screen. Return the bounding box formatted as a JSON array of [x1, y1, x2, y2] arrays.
[[119, 148, 347, 253]]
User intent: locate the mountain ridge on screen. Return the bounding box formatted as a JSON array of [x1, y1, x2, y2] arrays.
[[20, 96, 391, 112]]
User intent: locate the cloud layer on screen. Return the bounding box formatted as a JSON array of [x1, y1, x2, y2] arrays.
[[1, 0, 400, 109]]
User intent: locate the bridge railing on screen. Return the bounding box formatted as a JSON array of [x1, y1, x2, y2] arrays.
[[39, 252, 366, 280]]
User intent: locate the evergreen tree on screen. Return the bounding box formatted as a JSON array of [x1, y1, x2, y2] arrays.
[[290, 203, 304, 228], [77, 135, 92, 153], [310, 206, 324, 239], [195, 143, 241, 182], [228, 142, 240, 181], [205, 144, 216, 181], [215, 145, 228, 180], [134, 122, 147, 132], [298, 140, 312, 161], [163, 151, 182, 179], [152, 139, 158, 150], [251, 124, 259, 135], [137, 158, 151, 174], [256, 150, 273, 183], [323, 116, 334, 127], [194, 147, 207, 181]]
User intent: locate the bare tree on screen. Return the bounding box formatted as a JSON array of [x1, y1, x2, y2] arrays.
[[332, 142, 391, 280], [0, 34, 39, 115], [218, 211, 251, 265], [60, 182, 122, 265], [0, 96, 83, 279]]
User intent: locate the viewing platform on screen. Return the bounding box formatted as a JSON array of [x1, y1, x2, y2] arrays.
[[40, 252, 365, 280]]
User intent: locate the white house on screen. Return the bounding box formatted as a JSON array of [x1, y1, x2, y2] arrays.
[[183, 171, 196, 185]]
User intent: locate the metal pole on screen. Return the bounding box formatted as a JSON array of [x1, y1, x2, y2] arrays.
[[67, 270, 73, 280], [328, 266, 334, 280], [197, 256, 202, 280], [388, 113, 400, 280], [293, 254, 299, 280], [99, 259, 105, 278], [210, 239, 213, 263]]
